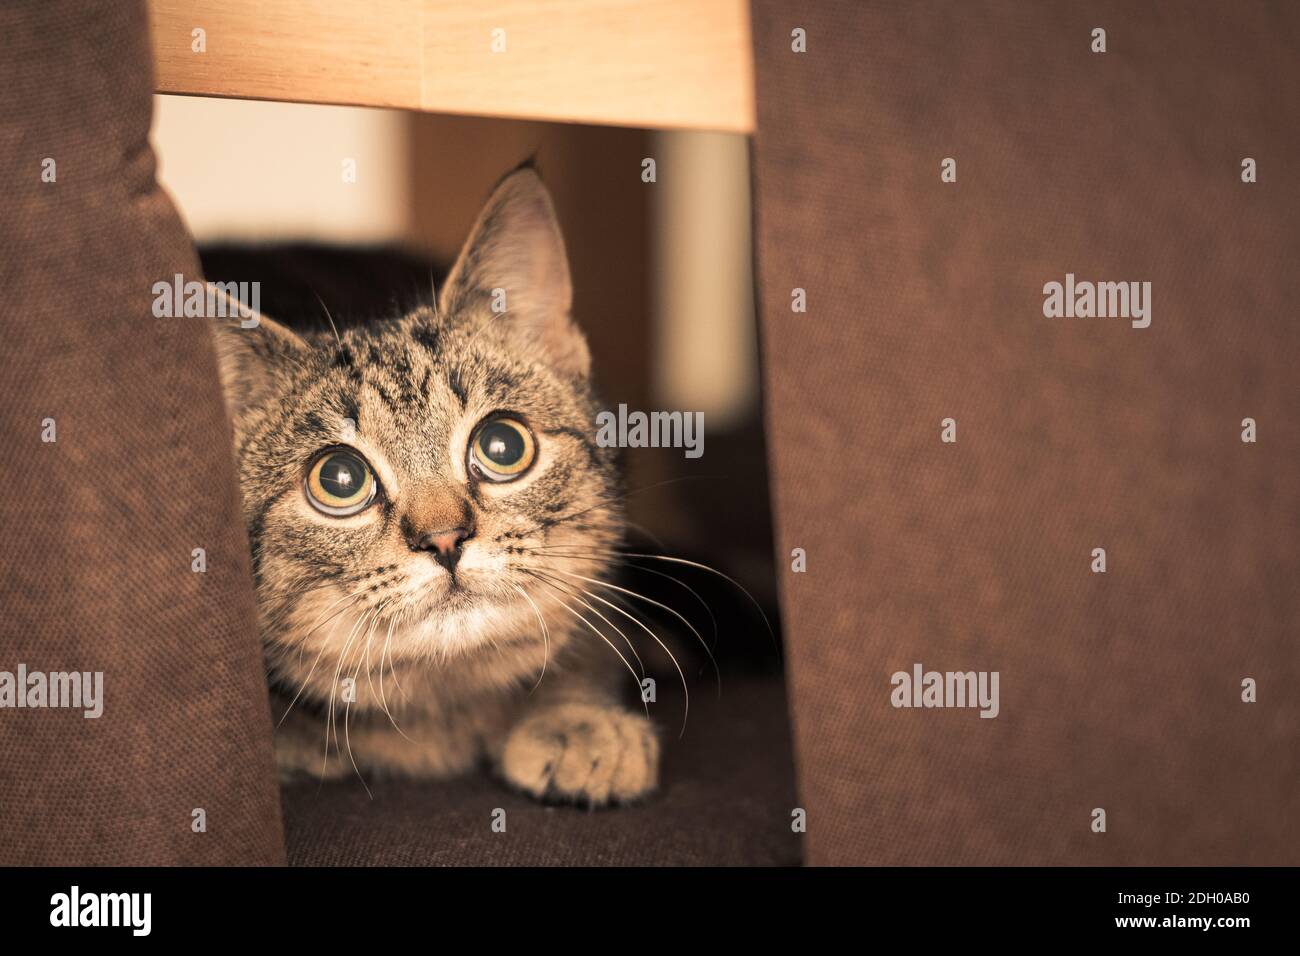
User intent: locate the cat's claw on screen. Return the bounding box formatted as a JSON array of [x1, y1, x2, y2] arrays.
[[500, 702, 659, 806]]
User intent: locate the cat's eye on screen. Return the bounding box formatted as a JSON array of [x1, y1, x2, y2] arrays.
[[469, 417, 536, 482], [306, 449, 378, 516]]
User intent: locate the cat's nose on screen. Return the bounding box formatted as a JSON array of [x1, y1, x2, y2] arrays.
[[402, 483, 475, 571], [413, 526, 473, 572]]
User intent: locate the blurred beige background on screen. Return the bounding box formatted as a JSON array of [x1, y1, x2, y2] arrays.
[[151, 94, 756, 427]]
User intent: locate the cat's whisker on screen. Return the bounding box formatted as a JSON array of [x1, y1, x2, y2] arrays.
[[533, 572, 689, 737], [523, 543, 773, 660], [523, 574, 648, 717], [621, 518, 668, 552], [291, 594, 365, 677], [348, 603, 390, 776], [617, 552, 777, 653], [262, 576, 353, 644], [285, 584, 372, 669], [609, 562, 719, 666], [504, 475, 718, 542], [511, 582, 551, 694], [343, 601, 390, 800], [275, 635, 333, 730], [375, 609, 398, 720], [274, 585, 371, 729], [310, 289, 343, 347], [361, 598, 390, 716], [522, 547, 720, 661], [376, 608, 418, 744], [322, 603, 378, 781], [323, 608, 366, 772], [298, 585, 369, 637], [387, 607, 411, 703], [541, 567, 721, 698], [527, 570, 645, 677]]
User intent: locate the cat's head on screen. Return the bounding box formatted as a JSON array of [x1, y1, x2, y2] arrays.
[[212, 170, 621, 699]]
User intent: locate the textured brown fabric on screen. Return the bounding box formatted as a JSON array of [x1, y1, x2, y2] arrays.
[[284, 676, 800, 865], [751, 1, 1299, 865], [0, 1, 284, 864]]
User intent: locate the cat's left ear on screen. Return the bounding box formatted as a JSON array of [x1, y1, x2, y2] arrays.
[[438, 168, 590, 378], [207, 284, 308, 430]]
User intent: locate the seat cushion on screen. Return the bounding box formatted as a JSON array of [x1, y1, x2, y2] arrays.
[[751, 0, 1300, 865], [282, 675, 800, 866], [0, 0, 283, 866]]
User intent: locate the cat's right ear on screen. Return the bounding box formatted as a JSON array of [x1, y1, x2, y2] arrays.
[[437, 168, 589, 378], [207, 284, 306, 429]]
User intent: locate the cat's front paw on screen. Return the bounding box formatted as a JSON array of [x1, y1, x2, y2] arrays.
[[500, 702, 659, 806]]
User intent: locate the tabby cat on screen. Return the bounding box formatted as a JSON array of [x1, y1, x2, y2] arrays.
[[211, 169, 658, 805]]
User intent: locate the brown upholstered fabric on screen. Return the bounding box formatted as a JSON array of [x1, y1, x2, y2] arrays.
[[283, 676, 800, 866], [0, 1, 284, 864], [751, 1, 1299, 865]]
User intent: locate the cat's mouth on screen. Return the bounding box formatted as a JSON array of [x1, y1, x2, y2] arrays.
[[438, 578, 474, 606], [414, 562, 490, 610]]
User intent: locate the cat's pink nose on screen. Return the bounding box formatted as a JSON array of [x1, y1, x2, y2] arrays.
[[414, 527, 472, 573]]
